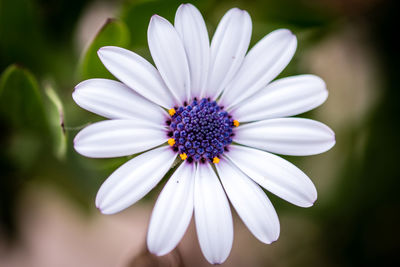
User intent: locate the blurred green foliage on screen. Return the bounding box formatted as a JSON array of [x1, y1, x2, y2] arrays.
[[0, 0, 398, 266], [0, 65, 47, 132], [80, 19, 130, 80], [0, 64, 48, 238], [45, 83, 67, 160]]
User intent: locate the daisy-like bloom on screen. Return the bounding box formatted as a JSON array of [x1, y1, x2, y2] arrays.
[[73, 3, 335, 264]]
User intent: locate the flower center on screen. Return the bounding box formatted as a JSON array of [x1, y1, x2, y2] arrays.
[[166, 98, 238, 164]]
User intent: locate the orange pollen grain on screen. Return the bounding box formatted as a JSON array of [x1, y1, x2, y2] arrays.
[[168, 138, 175, 146], [180, 153, 187, 160], [168, 108, 176, 116]]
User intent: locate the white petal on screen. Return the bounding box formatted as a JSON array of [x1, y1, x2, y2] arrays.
[[73, 79, 165, 123], [148, 15, 191, 104], [231, 75, 328, 122], [147, 162, 195, 256], [216, 159, 280, 244], [97, 46, 175, 108], [220, 29, 297, 109], [194, 163, 233, 264], [235, 118, 335, 156], [74, 120, 166, 158], [206, 8, 252, 99], [225, 145, 317, 207], [175, 4, 209, 99], [96, 146, 177, 214]]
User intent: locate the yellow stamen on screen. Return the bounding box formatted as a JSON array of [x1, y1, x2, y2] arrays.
[[168, 138, 175, 146], [168, 108, 176, 116], [180, 153, 187, 160], [213, 157, 220, 164], [233, 120, 240, 127]]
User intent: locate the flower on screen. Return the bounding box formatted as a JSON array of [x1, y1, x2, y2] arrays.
[[72, 3, 335, 264]]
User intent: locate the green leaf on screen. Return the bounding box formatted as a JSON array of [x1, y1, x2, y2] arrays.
[[121, 0, 183, 48], [0, 64, 48, 170], [45, 83, 67, 160], [0, 64, 47, 131], [0, 0, 45, 73], [80, 19, 130, 80]]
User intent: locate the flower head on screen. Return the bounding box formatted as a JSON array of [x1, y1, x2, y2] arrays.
[[73, 3, 335, 264]]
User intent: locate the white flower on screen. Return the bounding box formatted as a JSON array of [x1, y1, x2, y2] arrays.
[[73, 3, 335, 264]]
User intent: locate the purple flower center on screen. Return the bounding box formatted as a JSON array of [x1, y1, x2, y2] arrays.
[[167, 98, 235, 163]]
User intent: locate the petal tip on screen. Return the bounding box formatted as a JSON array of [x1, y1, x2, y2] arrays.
[[311, 198, 317, 206], [227, 7, 248, 17], [150, 14, 163, 23], [299, 188, 318, 208], [311, 190, 318, 206], [96, 202, 108, 214], [72, 82, 86, 101], [325, 125, 336, 148], [95, 194, 102, 210], [72, 132, 80, 148], [148, 247, 168, 257], [149, 14, 168, 30], [96, 205, 102, 213], [239, 8, 251, 18], [302, 202, 314, 208], [260, 230, 280, 245], [177, 3, 197, 15], [97, 46, 113, 60], [97, 46, 107, 56], [73, 143, 89, 158], [307, 195, 318, 207], [268, 236, 279, 244], [73, 80, 84, 92], [96, 203, 118, 215], [230, 7, 241, 12], [178, 3, 190, 9], [71, 87, 79, 100], [270, 228, 280, 244], [276, 28, 294, 36]]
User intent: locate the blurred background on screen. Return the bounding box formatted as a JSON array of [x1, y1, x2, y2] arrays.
[[0, 0, 398, 266]]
